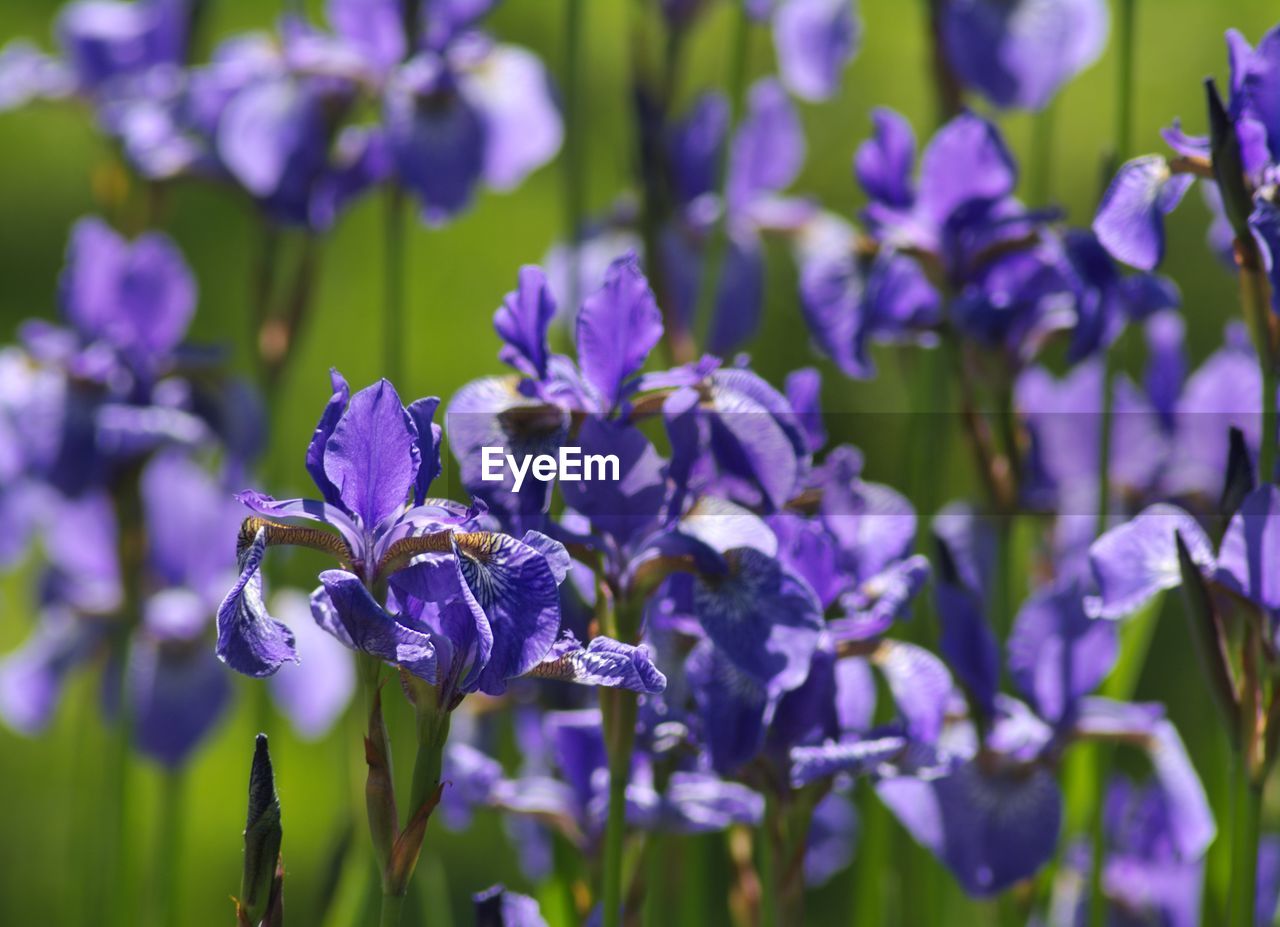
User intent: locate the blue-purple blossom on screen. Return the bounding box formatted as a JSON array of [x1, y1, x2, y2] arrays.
[[939, 0, 1108, 111]]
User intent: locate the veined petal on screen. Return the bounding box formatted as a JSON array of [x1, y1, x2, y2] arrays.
[[1008, 581, 1117, 724], [686, 641, 770, 775], [691, 548, 823, 692], [879, 760, 1062, 896], [1085, 504, 1214, 619], [527, 633, 666, 693], [216, 529, 298, 678], [872, 639, 952, 744], [455, 532, 564, 695], [323, 378, 419, 529], [1093, 156, 1194, 271], [790, 735, 914, 787], [318, 569, 436, 680]]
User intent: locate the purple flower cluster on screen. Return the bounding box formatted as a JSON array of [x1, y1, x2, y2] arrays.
[[5, 2, 1280, 927]]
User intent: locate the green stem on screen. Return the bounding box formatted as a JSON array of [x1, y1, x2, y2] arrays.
[[600, 688, 638, 927], [383, 188, 407, 387], [1113, 0, 1137, 168], [1028, 102, 1057, 206], [851, 781, 889, 924], [691, 3, 751, 352], [758, 795, 781, 927], [1229, 760, 1262, 927], [562, 0, 587, 314], [379, 891, 406, 927], [924, 0, 964, 125], [152, 770, 185, 927]]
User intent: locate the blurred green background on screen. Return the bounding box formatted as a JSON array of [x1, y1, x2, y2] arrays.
[[1, 0, 1278, 924]]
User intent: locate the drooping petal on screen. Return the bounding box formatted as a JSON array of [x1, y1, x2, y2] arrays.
[[466, 45, 564, 191], [1215, 485, 1280, 612], [0, 607, 98, 735], [323, 379, 419, 529], [804, 791, 858, 886], [772, 0, 861, 102], [318, 569, 436, 680], [494, 265, 556, 380], [691, 548, 823, 692], [660, 772, 765, 833], [527, 633, 666, 693], [940, 0, 1108, 110], [879, 760, 1063, 896], [130, 641, 231, 769], [872, 639, 953, 744], [1007, 581, 1117, 724], [385, 59, 487, 223], [686, 640, 770, 775], [1093, 157, 1194, 271], [454, 532, 564, 695], [1084, 504, 1215, 619], [267, 590, 356, 740], [935, 570, 1001, 718], [305, 369, 351, 509], [215, 529, 298, 678], [727, 78, 805, 211], [575, 253, 663, 410]]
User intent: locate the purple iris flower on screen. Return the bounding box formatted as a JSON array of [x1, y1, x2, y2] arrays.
[[1020, 317, 1271, 556], [938, 0, 1108, 111], [0, 450, 248, 769], [741, 0, 861, 102], [885, 514, 1215, 897], [1094, 24, 1280, 295], [800, 108, 1078, 375], [659, 78, 815, 353], [56, 0, 192, 91], [282, 0, 562, 224], [218, 371, 660, 705], [443, 708, 762, 856], [1087, 476, 1280, 645], [473, 885, 548, 927], [1043, 778, 1205, 927]]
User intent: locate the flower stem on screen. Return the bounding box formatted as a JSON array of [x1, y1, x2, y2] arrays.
[[379, 891, 407, 927], [384, 187, 407, 387], [1113, 0, 1137, 170], [924, 0, 964, 125], [758, 795, 781, 927], [562, 0, 587, 314], [600, 687, 638, 927], [691, 3, 751, 354], [152, 769, 185, 927], [1229, 759, 1262, 926]]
